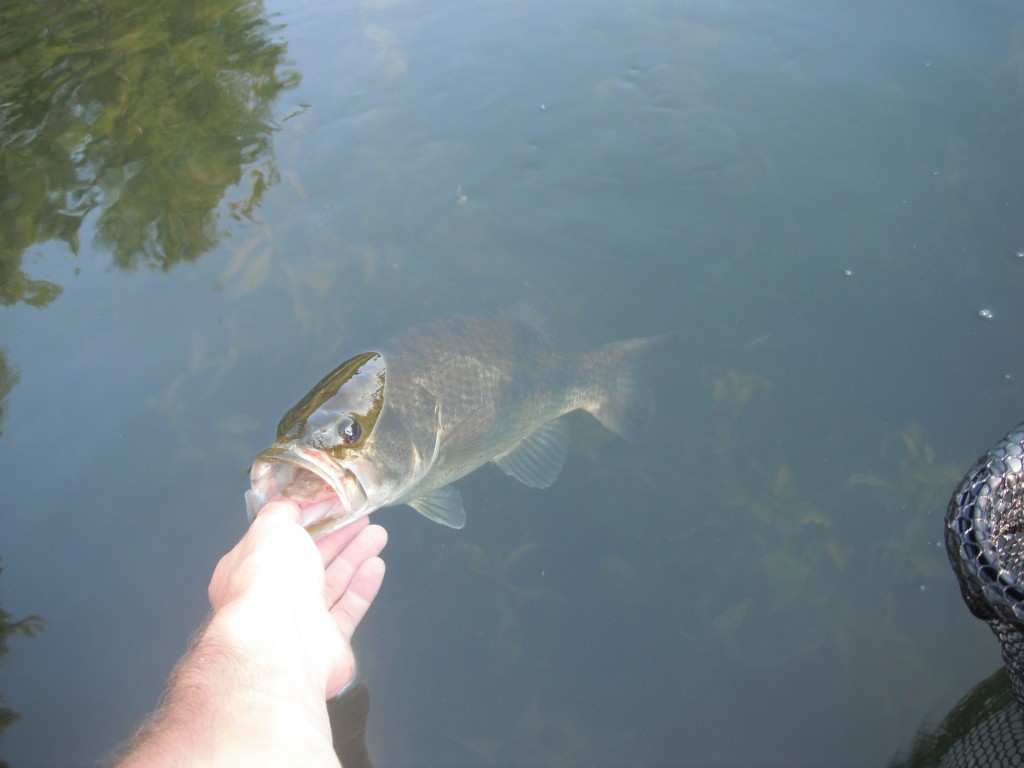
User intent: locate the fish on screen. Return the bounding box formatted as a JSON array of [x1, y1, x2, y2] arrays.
[[245, 292, 671, 536]]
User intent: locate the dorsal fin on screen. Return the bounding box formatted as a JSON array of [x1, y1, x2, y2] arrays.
[[505, 283, 552, 342]]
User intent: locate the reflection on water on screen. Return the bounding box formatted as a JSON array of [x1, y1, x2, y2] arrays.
[[0, 559, 45, 748], [0, 352, 16, 437], [0, 0, 297, 304], [0, 0, 299, 540], [0, 0, 297, 758]]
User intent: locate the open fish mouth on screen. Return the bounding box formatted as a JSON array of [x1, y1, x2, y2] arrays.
[[245, 445, 369, 537]]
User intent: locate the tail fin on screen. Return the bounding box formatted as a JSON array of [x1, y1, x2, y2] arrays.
[[587, 333, 676, 441]]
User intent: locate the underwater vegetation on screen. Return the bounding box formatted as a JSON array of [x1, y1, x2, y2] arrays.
[[450, 540, 552, 667], [656, 352, 967, 686]]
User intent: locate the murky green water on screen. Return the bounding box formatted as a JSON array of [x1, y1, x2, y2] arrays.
[[2, 0, 1023, 765]]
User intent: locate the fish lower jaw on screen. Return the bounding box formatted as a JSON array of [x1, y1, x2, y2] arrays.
[[246, 449, 372, 537], [303, 508, 369, 538], [244, 485, 354, 533]]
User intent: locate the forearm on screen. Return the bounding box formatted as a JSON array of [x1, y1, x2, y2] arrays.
[[110, 508, 386, 766], [112, 610, 340, 768]]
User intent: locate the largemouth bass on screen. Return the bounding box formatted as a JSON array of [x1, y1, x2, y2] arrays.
[[245, 294, 670, 536]]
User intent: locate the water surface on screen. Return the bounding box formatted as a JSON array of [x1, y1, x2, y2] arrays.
[[1, 0, 1023, 765]]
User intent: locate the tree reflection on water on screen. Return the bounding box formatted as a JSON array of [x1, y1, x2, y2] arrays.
[[0, 0, 297, 749], [0, 0, 299, 307], [0, 559, 45, 754]]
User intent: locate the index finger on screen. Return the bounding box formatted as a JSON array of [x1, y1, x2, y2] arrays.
[[316, 517, 371, 567]]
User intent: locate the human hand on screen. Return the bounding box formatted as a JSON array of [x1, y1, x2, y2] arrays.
[[208, 499, 387, 698]]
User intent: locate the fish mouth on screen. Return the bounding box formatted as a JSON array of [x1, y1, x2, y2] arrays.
[[245, 444, 370, 537]]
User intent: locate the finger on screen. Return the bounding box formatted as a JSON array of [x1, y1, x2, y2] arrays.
[[209, 503, 297, 606], [253, 497, 302, 525], [315, 517, 370, 567], [331, 556, 386, 641], [323, 525, 388, 606]]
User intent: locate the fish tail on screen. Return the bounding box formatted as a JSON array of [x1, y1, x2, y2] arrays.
[[587, 333, 676, 441]]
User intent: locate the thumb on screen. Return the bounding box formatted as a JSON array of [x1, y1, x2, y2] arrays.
[[252, 497, 302, 525]]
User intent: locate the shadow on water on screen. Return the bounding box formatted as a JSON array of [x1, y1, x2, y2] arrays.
[[0, 0, 298, 308], [329, 684, 374, 768]]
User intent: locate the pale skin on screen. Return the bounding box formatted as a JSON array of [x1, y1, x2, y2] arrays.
[[111, 499, 387, 767]]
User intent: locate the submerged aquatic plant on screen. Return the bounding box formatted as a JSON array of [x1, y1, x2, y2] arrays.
[[453, 539, 553, 666], [672, 363, 847, 670]]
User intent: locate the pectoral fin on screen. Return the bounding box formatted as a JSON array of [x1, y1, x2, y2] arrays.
[[440, 402, 497, 466], [407, 486, 467, 529], [493, 418, 570, 489]]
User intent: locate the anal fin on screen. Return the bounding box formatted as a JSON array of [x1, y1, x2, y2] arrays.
[[493, 418, 570, 489]]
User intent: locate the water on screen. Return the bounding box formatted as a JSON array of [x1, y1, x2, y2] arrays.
[[1, 0, 1023, 765]]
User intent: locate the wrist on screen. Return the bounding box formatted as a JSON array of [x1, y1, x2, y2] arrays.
[[115, 609, 338, 768], [204, 598, 328, 699]]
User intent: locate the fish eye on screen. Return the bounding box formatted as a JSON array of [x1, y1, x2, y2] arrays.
[[339, 418, 362, 444]]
